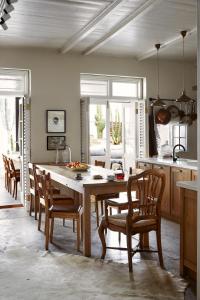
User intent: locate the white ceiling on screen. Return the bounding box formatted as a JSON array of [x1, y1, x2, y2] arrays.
[[0, 0, 197, 61]]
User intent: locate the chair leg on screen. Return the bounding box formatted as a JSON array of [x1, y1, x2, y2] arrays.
[[38, 204, 42, 231], [95, 200, 99, 227], [12, 180, 15, 198], [63, 219, 65, 226], [15, 181, 18, 200], [126, 231, 133, 272], [156, 227, 164, 268], [50, 217, 54, 243], [81, 214, 83, 241], [34, 195, 38, 220], [118, 208, 121, 244], [29, 194, 33, 216], [77, 218, 80, 252], [45, 215, 50, 251], [98, 222, 106, 259]]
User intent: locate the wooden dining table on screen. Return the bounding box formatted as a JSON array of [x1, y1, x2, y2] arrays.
[[36, 164, 144, 257]]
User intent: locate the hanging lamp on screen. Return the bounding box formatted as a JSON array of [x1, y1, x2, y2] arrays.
[[176, 30, 192, 103], [152, 43, 166, 107]]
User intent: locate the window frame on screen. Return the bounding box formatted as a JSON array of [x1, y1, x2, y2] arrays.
[[80, 74, 144, 100], [171, 124, 188, 150]]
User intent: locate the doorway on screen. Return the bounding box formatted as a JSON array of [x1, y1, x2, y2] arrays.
[[89, 100, 137, 170], [0, 69, 31, 208]]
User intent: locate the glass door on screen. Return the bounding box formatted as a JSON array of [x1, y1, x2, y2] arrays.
[[89, 102, 107, 166], [89, 100, 137, 170]]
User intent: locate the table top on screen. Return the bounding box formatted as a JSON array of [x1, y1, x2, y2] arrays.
[[36, 164, 142, 188]]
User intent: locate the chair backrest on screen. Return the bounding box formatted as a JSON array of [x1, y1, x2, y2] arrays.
[[28, 163, 37, 196], [95, 160, 105, 168], [2, 155, 7, 171], [9, 158, 16, 172], [127, 169, 165, 221], [35, 168, 53, 209], [5, 157, 12, 175]]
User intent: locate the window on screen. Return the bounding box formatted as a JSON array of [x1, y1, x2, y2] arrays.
[[157, 123, 188, 154], [80, 74, 143, 99], [80, 79, 108, 96], [171, 124, 187, 150], [112, 81, 138, 98]]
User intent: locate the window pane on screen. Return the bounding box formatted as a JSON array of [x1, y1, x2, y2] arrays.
[[180, 138, 186, 149], [173, 125, 179, 138], [89, 104, 106, 156], [173, 137, 179, 146], [0, 75, 25, 94], [180, 125, 186, 137], [112, 81, 137, 97], [80, 79, 108, 96]]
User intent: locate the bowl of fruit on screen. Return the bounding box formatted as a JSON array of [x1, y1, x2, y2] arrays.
[[65, 161, 89, 171]]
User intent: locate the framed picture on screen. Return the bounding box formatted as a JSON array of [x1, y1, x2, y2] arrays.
[[46, 110, 66, 133], [47, 136, 66, 150]]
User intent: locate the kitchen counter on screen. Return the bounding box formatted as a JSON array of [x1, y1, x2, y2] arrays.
[[137, 157, 198, 170], [176, 180, 198, 192]]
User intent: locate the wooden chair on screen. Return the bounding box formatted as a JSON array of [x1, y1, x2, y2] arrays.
[[93, 160, 119, 227], [98, 169, 166, 272], [36, 170, 82, 251], [28, 163, 60, 220], [9, 158, 20, 200]]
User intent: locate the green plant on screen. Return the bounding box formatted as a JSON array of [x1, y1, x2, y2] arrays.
[[111, 110, 122, 145], [95, 105, 105, 139]]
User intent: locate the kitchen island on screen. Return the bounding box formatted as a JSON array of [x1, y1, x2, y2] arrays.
[[176, 180, 197, 279], [137, 158, 197, 222]]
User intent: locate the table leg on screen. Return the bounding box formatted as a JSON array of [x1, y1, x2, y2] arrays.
[[82, 188, 91, 257]]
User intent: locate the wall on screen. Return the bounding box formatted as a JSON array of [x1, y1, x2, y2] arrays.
[[0, 47, 197, 161]]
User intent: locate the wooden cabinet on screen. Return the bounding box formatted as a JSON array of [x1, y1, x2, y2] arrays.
[[171, 167, 191, 222], [137, 162, 152, 171], [192, 170, 198, 181], [153, 165, 171, 217], [180, 189, 197, 279]]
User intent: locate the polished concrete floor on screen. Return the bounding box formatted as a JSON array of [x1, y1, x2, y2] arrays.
[[0, 204, 196, 300]]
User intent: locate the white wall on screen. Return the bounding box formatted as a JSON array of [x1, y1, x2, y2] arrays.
[[0, 48, 197, 162]]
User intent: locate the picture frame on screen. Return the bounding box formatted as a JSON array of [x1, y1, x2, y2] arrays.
[[47, 136, 66, 151], [46, 110, 66, 133]]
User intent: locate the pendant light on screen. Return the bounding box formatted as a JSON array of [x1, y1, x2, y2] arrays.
[[176, 30, 192, 103], [152, 43, 166, 107]]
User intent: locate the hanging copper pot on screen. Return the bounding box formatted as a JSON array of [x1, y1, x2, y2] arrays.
[[155, 108, 171, 125]]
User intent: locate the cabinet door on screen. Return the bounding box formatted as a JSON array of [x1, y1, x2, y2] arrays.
[[153, 165, 171, 217], [137, 162, 152, 171], [191, 170, 198, 181], [171, 167, 191, 222]]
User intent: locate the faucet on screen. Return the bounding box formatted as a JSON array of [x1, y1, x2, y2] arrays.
[[173, 144, 186, 162]]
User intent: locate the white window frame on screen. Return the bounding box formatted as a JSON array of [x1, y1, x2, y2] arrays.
[[171, 124, 188, 150], [80, 73, 144, 101]]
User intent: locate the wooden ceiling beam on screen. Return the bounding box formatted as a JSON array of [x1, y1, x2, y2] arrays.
[[137, 27, 197, 61], [82, 0, 163, 56], [60, 0, 125, 54]]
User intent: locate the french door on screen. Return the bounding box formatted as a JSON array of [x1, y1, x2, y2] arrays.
[[89, 99, 137, 170]]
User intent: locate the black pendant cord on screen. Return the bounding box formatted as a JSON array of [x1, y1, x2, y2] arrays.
[[155, 43, 161, 99]]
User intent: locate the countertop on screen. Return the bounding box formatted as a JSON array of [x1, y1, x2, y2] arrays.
[[137, 157, 198, 170], [176, 180, 198, 192]]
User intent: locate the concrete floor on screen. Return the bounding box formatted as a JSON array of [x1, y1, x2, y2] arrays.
[[0, 204, 196, 300], [0, 175, 21, 206]]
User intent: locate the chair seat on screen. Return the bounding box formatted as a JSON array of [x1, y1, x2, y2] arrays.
[[49, 204, 81, 213], [105, 213, 157, 229], [95, 193, 119, 201]]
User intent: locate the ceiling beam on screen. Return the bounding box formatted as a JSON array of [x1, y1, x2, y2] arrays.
[[60, 0, 125, 54], [137, 27, 197, 61], [82, 0, 163, 56]]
